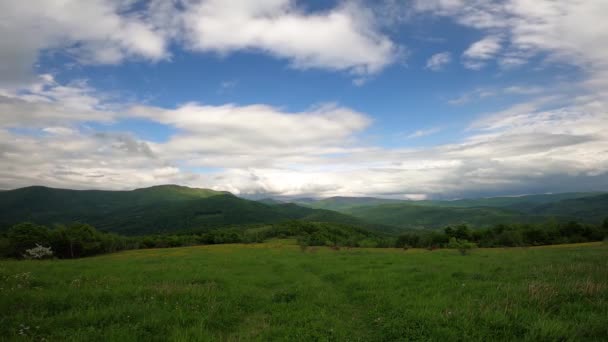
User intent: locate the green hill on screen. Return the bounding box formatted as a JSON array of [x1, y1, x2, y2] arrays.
[[293, 196, 404, 211], [530, 194, 608, 222], [416, 192, 605, 210], [2, 186, 606, 235], [341, 203, 532, 229], [340, 193, 608, 230], [290, 192, 606, 230], [0, 185, 379, 235], [295, 192, 603, 212]]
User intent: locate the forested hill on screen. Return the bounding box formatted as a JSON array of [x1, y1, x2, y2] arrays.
[[2, 185, 607, 234], [291, 192, 608, 229], [0, 185, 379, 235]]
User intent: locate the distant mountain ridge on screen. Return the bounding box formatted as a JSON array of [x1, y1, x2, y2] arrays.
[[0, 185, 381, 235], [1, 186, 606, 235], [291, 192, 604, 211], [285, 192, 608, 229]]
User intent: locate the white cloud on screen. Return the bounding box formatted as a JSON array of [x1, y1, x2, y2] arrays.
[[129, 102, 371, 168], [0, 0, 400, 85], [462, 36, 502, 69], [407, 127, 442, 138], [180, 0, 398, 75], [0, 0, 168, 86], [415, 0, 608, 84], [426, 52, 452, 71], [0, 74, 113, 127], [503, 86, 544, 95]]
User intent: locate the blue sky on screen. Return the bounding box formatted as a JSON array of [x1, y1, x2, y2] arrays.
[[1, 0, 607, 199]]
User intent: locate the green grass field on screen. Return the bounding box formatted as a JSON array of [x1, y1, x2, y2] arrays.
[[1, 241, 607, 341]]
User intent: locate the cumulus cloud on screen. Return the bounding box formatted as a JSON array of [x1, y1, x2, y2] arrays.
[[426, 52, 452, 71], [129, 102, 372, 168], [180, 0, 398, 75], [0, 74, 113, 127], [0, 0, 399, 85], [0, 0, 168, 86]]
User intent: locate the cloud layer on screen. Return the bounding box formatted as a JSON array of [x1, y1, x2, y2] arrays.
[[1, 74, 606, 198]]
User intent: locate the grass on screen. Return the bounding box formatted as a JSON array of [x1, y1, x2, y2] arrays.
[[1, 241, 607, 341]]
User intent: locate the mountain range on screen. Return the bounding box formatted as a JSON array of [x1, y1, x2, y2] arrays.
[[0, 185, 606, 235]]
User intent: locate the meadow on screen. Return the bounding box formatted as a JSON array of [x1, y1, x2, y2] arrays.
[[1, 240, 607, 341]]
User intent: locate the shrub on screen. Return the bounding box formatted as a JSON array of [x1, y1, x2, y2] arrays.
[[448, 237, 477, 256], [23, 244, 54, 259]]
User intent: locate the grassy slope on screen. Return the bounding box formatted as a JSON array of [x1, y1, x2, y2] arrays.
[[0, 186, 377, 235], [1, 242, 606, 340]]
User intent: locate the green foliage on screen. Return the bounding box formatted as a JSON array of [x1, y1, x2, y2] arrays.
[[395, 220, 608, 249], [447, 237, 477, 255], [1, 222, 137, 259], [0, 220, 389, 259], [5, 222, 51, 257]]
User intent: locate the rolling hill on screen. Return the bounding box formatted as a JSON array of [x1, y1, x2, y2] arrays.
[[292, 196, 404, 211], [415, 192, 606, 211], [0, 185, 382, 235], [341, 203, 534, 229], [530, 193, 608, 222], [2, 186, 606, 235], [339, 194, 608, 229], [293, 192, 604, 211]]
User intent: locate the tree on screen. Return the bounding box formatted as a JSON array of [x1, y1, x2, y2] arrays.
[[448, 237, 477, 256], [396, 233, 420, 248], [454, 225, 472, 240], [7, 222, 51, 257], [56, 223, 103, 258]]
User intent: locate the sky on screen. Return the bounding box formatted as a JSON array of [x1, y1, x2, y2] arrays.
[[0, 0, 607, 200]]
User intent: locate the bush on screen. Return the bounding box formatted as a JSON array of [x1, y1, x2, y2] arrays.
[[448, 237, 477, 256], [23, 244, 54, 259]]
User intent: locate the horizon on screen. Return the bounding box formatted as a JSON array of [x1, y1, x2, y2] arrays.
[[1, 1, 608, 199], [2, 183, 606, 202]]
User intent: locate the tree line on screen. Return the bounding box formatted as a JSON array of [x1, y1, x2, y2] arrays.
[[1, 218, 607, 259], [0, 220, 390, 259], [395, 219, 608, 249]]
